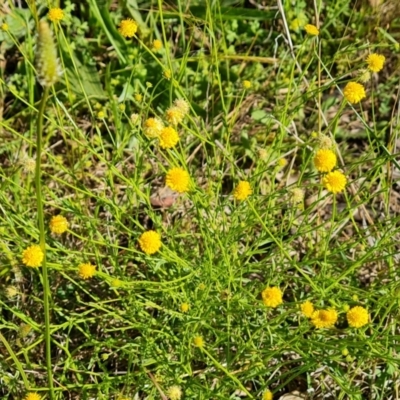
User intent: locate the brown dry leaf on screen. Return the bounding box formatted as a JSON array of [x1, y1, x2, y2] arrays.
[[279, 391, 307, 400]]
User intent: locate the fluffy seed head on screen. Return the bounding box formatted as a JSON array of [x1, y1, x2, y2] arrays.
[[261, 286, 283, 308], [49, 215, 69, 234], [290, 188, 305, 203], [311, 309, 338, 328], [323, 170, 347, 193], [166, 167, 190, 193], [48, 8, 64, 22], [22, 245, 44, 268], [166, 106, 184, 125], [343, 82, 366, 104], [78, 263, 96, 279], [305, 24, 319, 36], [138, 231, 162, 255], [366, 53, 385, 72], [174, 99, 190, 115], [347, 306, 369, 328], [144, 118, 164, 138], [6, 286, 19, 298], [233, 181, 252, 201], [314, 149, 337, 172], [167, 385, 182, 400], [118, 19, 138, 38]]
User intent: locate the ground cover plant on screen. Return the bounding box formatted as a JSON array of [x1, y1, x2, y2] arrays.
[[1, 0, 400, 399]]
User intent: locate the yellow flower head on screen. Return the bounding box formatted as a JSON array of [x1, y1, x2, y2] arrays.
[[366, 53, 385, 73], [49, 215, 69, 234], [166, 167, 190, 193], [346, 306, 369, 328], [22, 245, 44, 268], [174, 99, 190, 115], [263, 390, 273, 400], [304, 24, 319, 36], [78, 263, 96, 279], [313, 148, 337, 172], [261, 286, 283, 308], [242, 80, 252, 89], [118, 18, 138, 38], [159, 126, 179, 149], [233, 181, 252, 201], [138, 230, 162, 255], [166, 106, 184, 125], [300, 300, 314, 318], [343, 82, 366, 104], [163, 69, 172, 80], [311, 309, 338, 328], [180, 302, 190, 313], [1, 23, 9, 31], [48, 8, 64, 22], [144, 117, 164, 138], [323, 170, 347, 193], [193, 336, 204, 347], [152, 39, 163, 51], [166, 386, 182, 400], [24, 393, 41, 400], [134, 93, 143, 102]]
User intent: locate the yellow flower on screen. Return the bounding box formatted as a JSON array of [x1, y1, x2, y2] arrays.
[[152, 39, 163, 51], [97, 110, 105, 119], [343, 82, 366, 104], [48, 8, 64, 22], [277, 158, 288, 168], [166, 106, 184, 125], [118, 19, 138, 38], [193, 336, 204, 347], [180, 302, 190, 313], [167, 386, 182, 400], [138, 230, 162, 255], [166, 167, 190, 193], [144, 117, 164, 138], [233, 181, 252, 201], [159, 127, 179, 149], [313, 148, 337, 172], [24, 393, 41, 400], [22, 245, 44, 268], [174, 99, 190, 115], [49, 215, 69, 234], [1, 23, 9, 31], [304, 24, 319, 36], [346, 306, 369, 328], [300, 300, 314, 318], [263, 390, 273, 400], [78, 263, 96, 279], [323, 170, 347, 193], [311, 309, 338, 328], [243, 80, 252, 89], [134, 93, 143, 102], [261, 286, 283, 308], [164, 69, 172, 80], [366, 53, 385, 72]]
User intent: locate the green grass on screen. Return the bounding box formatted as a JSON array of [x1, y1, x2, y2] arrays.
[[1, 0, 400, 399]]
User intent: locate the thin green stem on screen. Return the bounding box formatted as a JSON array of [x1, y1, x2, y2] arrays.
[[35, 86, 54, 399]]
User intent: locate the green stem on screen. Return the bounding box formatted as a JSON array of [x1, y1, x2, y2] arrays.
[[36, 86, 54, 399]]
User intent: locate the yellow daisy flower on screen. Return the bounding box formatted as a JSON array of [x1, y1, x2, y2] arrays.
[[78, 263, 96, 279], [22, 245, 44, 268], [48, 8, 64, 22], [165, 106, 184, 125], [313, 148, 337, 172], [174, 99, 190, 115], [311, 309, 338, 328], [193, 336, 204, 347], [118, 18, 138, 38], [366, 53, 385, 73], [180, 302, 190, 313], [152, 39, 163, 51], [323, 170, 347, 193], [300, 300, 314, 318], [159, 126, 179, 149], [166, 167, 190, 193], [263, 390, 273, 400], [261, 286, 283, 308], [304, 24, 319, 36], [166, 386, 182, 400], [343, 82, 366, 104], [138, 231, 162, 255], [49, 215, 69, 234], [346, 306, 369, 328], [242, 80, 252, 89], [24, 393, 41, 400], [233, 181, 252, 201], [144, 117, 164, 138]]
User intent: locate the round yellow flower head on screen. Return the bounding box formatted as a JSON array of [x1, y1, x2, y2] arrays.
[[144, 117, 164, 138], [180, 302, 190, 313], [366, 53, 385, 73], [233, 181, 252, 201], [174, 99, 190, 115], [347, 306, 369, 328], [152, 39, 163, 51], [300, 300, 314, 318], [323, 170, 347, 193], [166, 167, 190, 193], [242, 80, 252, 89], [97, 110, 105, 119], [313, 148, 337, 172], [19, 323, 32, 338], [343, 82, 366, 104], [1, 23, 9, 32], [193, 336, 204, 348], [167, 385, 182, 400], [24, 393, 41, 400], [263, 390, 273, 400], [311, 309, 338, 328], [22, 245, 44, 268], [49, 215, 69, 234], [138, 230, 162, 255], [78, 263, 96, 279], [261, 286, 283, 308], [134, 93, 143, 102], [118, 18, 138, 38], [48, 8, 64, 22], [163, 69, 172, 80], [159, 126, 179, 149], [166, 106, 184, 125], [304, 24, 319, 36]]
